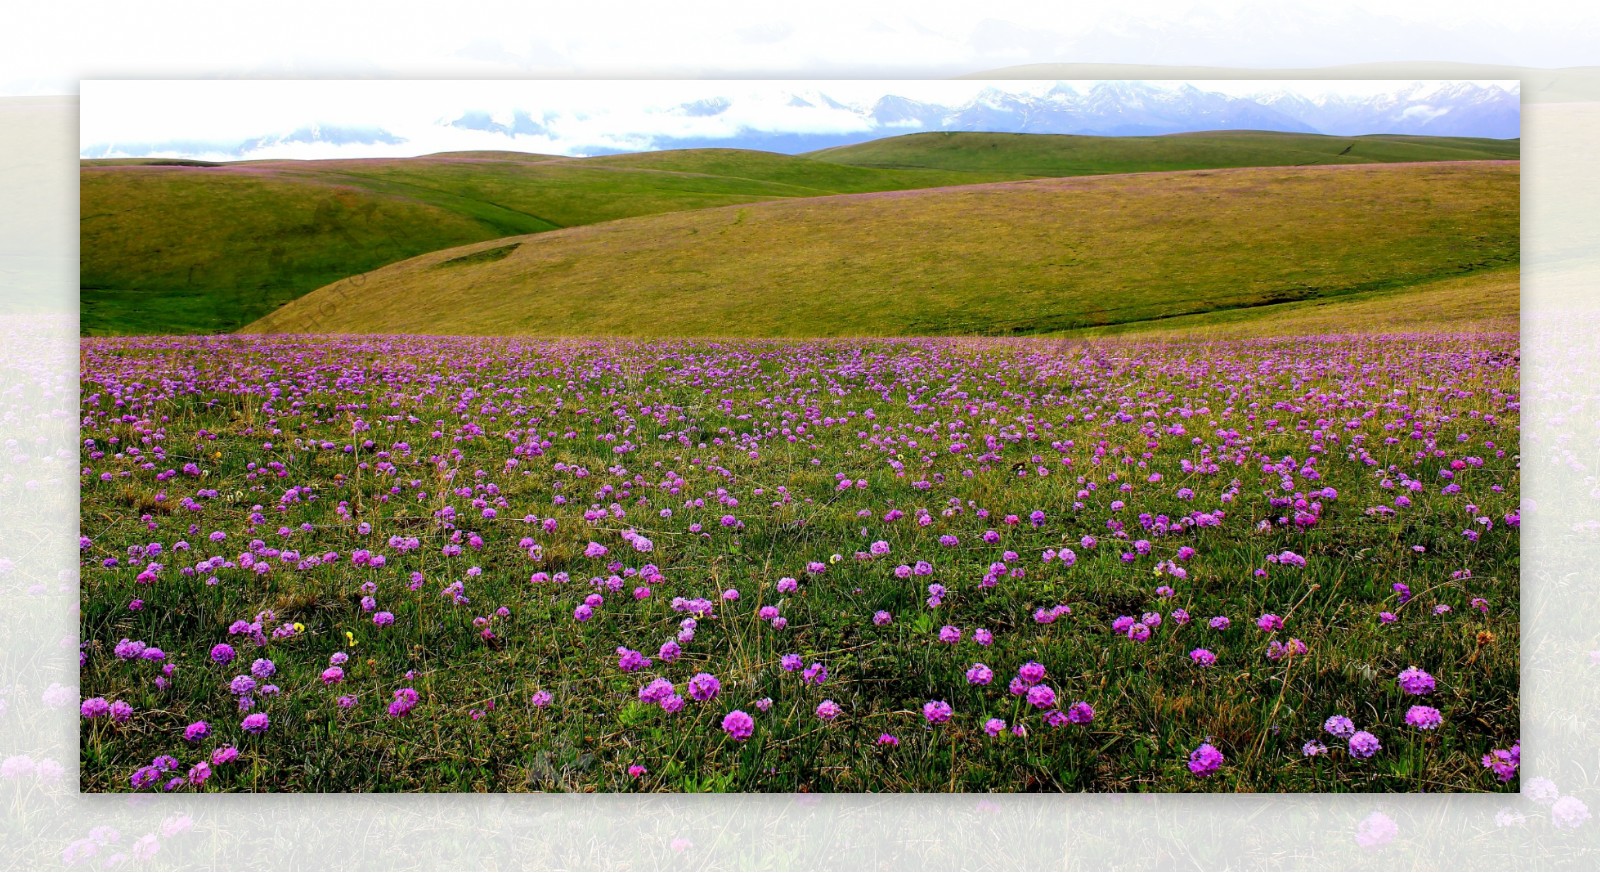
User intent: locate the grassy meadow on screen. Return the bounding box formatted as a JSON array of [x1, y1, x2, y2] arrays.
[[80, 334, 1519, 792], [78, 129, 1521, 793]]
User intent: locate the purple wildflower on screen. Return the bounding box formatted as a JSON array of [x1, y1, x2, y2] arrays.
[[687, 672, 721, 702], [721, 710, 754, 742], [1188, 743, 1224, 775], [1397, 666, 1436, 695], [1348, 731, 1382, 758], [1405, 705, 1443, 730]]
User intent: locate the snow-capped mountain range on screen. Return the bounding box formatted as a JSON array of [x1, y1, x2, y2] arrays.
[[80, 81, 1519, 161]]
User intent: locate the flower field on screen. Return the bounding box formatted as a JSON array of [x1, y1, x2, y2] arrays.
[[78, 334, 1520, 792]]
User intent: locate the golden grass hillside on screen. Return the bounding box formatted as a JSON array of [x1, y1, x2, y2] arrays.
[[243, 161, 1518, 338]]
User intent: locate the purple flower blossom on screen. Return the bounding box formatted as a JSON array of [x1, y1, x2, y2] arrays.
[[616, 647, 652, 672], [721, 710, 754, 742], [1324, 715, 1356, 738], [1405, 705, 1443, 730], [923, 700, 953, 724], [639, 678, 674, 704], [1397, 666, 1436, 695], [1018, 661, 1046, 685], [687, 672, 721, 702], [388, 688, 420, 717], [1481, 743, 1520, 781], [1348, 731, 1382, 758], [1188, 743, 1224, 776]]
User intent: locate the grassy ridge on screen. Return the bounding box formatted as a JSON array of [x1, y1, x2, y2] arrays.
[[808, 130, 1520, 175], [243, 162, 1519, 339], [82, 132, 1517, 336], [81, 151, 1011, 335]]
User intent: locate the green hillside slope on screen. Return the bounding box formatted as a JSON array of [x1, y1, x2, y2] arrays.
[[242, 161, 1518, 339], [80, 150, 1009, 335], [82, 131, 1517, 336], [807, 130, 1520, 176]]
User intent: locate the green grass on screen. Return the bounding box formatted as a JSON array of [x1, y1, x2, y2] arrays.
[[77, 333, 1521, 792], [807, 130, 1520, 176], [1052, 267, 1520, 340], [82, 132, 1518, 336], [80, 151, 1009, 336], [243, 161, 1519, 339]]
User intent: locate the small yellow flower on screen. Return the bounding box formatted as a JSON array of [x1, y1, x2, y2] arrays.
[[293, 622, 305, 633], [212, 451, 222, 459], [345, 630, 358, 647]]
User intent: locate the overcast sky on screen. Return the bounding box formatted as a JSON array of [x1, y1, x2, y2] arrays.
[[7, 1, 1597, 95], [80, 79, 1519, 160]]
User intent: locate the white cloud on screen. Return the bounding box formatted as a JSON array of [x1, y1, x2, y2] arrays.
[[79, 78, 1520, 161]]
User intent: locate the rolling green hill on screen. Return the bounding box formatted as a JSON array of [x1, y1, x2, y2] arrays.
[[81, 150, 1019, 335], [242, 161, 1518, 339], [807, 130, 1520, 176], [81, 131, 1518, 336]]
